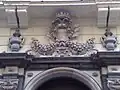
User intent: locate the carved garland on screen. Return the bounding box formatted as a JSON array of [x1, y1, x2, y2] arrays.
[[29, 10, 96, 57]]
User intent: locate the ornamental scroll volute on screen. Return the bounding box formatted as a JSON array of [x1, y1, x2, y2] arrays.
[[0, 79, 19, 90], [107, 78, 120, 90], [29, 10, 96, 57]]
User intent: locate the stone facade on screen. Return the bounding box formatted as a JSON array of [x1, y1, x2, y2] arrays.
[[0, 0, 120, 90]]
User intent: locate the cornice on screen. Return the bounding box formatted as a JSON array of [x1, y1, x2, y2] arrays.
[[0, 52, 119, 70], [0, 0, 120, 8]]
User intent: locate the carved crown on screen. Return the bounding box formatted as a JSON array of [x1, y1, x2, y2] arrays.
[[56, 10, 71, 19]]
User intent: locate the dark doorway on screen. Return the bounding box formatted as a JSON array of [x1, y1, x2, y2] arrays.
[[36, 77, 91, 90]]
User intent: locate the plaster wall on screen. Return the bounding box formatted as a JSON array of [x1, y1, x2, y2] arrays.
[[0, 18, 119, 53]]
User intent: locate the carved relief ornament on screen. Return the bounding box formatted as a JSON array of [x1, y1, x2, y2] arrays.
[[107, 78, 120, 90], [29, 10, 96, 57], [0, 79, 19, 90]]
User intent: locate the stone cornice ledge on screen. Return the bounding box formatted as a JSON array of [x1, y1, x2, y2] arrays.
[[0, 0, 120, 8], [0, 52, 119, 68]]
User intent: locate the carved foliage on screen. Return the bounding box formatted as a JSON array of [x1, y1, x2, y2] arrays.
[[30, 10, 95, 57], [31, 38, 95, 57]]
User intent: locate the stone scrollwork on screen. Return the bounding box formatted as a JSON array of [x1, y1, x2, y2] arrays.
[[0, 79, 19, 90], [107, 78, 120, 90], [30, 10, 96, 57]]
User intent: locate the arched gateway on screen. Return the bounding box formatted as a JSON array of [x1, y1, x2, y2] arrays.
[[24, 67, 102, 90]]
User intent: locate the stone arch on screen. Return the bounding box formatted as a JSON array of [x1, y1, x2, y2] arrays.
[[24, 67, 102, 90]]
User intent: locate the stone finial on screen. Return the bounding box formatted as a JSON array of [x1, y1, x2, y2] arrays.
[[101, 29, 117, 50], [9, 30, 24, 51]]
